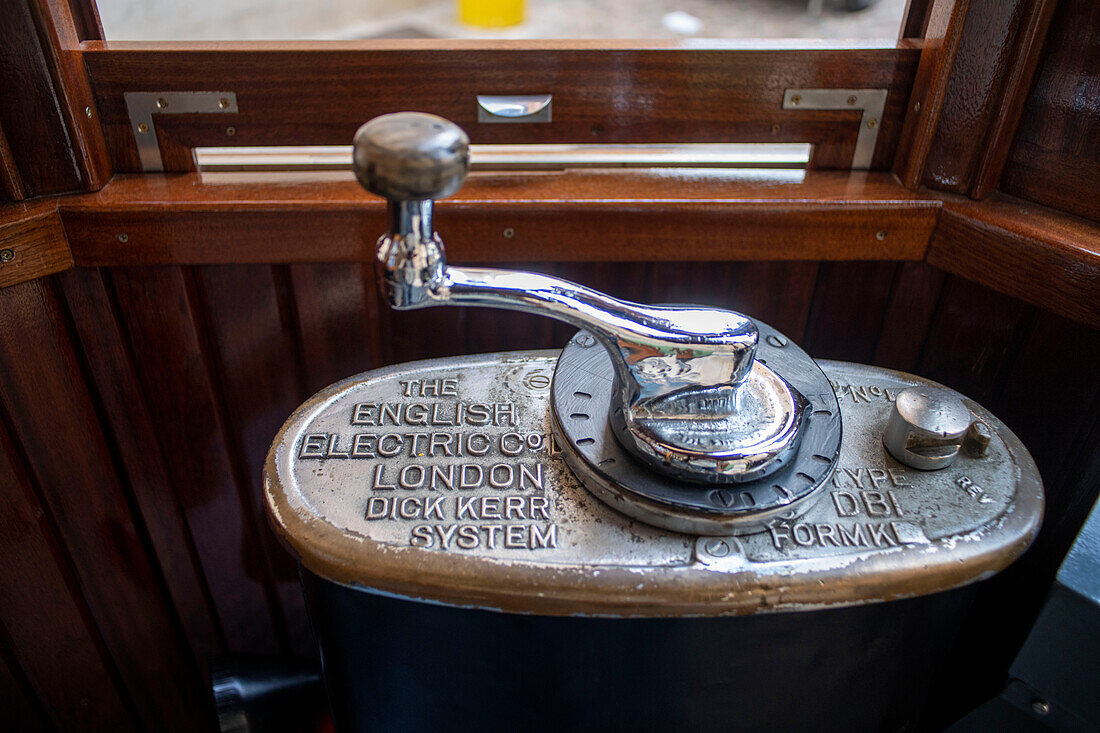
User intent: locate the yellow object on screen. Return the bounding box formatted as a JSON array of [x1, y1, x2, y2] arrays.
[[458, 0, 524, 28]]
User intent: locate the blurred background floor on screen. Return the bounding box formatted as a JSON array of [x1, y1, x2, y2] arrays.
[[97, 0, 908, 42]]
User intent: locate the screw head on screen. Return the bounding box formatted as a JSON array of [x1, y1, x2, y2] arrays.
[[84, 105, 93, 118], [847, 95, 858, 106], [867, 118, 878, 129], [503, 227, 515, 239], [790, 94, 802, 105], [0, 248, 14, 262], [876, 230, 887, 240], [156, 97, 168, 109], [137, 122, 149, 134], [914, 102, 922, 112], [226, 126, 236, 137], [771, 123, 781, 134], [117, 233, 129, 243], [219, 97, 230, 109], [1032, 699, 1051, 715], [703, 538, 731, 557]]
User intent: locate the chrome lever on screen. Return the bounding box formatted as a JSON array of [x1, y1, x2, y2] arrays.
[[353, 112, 814, 485]]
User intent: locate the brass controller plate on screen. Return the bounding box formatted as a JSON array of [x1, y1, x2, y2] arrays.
[[265, 351, 1042, 617]]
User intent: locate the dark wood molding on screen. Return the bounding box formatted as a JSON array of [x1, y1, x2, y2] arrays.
[[928, 193, 1100, 329], [0, 201, 73, 289], [969, 0, 1057, 199], [58, 171, 938, 265], [921, 0, 1057, 197], [892, 0, 972, 189]]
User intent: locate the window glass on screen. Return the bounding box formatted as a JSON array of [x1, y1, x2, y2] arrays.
[[97, 0, 908, 42]]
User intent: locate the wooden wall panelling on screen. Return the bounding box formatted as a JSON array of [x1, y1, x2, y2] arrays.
[[81, 45, 919, 173], [920, 0, 1055, 196], [288, 263, 382, 394], [1001, 0, 1100, 222], [28, 0, 113, 190], [872, 261, 946, 371], [0, 1, 82, 196], [643, 261, 820, 345], [108, 266, 286, 654], [924, 311, 1100, 723], [57, 267, 226, 664], [801, 262, 900, 363], [892, 0, 972, 189], [0, 635, 51, 733], [192, 264, 313, 655], [0, 410, 137, 732], [914, 275, 1034, 405], [0, 201, 74, 290], [0, 277, 208, 731]]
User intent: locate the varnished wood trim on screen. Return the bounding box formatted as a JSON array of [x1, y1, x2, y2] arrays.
[[928, 194, 1100, 329], [969, 0, 1058, 199], [59, 171, 938, 265], [0, 126, 26, 202], [892, 0, 972, 188], [30, 0, 112, 190], [80, 44, 918, 173], [0, 201, 73, 289]]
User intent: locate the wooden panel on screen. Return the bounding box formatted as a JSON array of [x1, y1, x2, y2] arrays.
[[645, 261, 820, 344], [193, 264, 313, 655], [873, 261, 945, 371], [57, 267, 226, 662], [28, 0, 113, 190], [892, 0, 972, 189], [0, 1, 82, 196], [1001, 0, 1100, 222], [61, 171, 938, 266], [0, 126, 24, 202], [289, 263, 381, 393], [802, 262, 900, 363], [0, 411, 137, 732], [82, 43, 918, 173], [0, 201, 73, 289], [921, 0, 1054, 195], [0, 277, 208, 731], [0, 639, 50, 733], [915, 275, 1033, 404], [928, 195, 1100, 329], [109, 266, 286, 654]]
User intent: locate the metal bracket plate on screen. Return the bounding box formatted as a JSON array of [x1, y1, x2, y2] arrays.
[[783, 88, 888, 170], [476, 94, 552, 123], [124, 91, 239, 172]]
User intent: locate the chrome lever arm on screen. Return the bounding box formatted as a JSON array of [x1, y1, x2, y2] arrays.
[[356, 112, 808, 484]]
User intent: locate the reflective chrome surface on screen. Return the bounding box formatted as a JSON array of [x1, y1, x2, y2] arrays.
[[354, 111, 811, 483], [883, 386, 973, 470]]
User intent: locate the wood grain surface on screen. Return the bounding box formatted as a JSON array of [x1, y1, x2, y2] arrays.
[[1001, 0, 1100, 222], [81, 43, 918, 173], [60, 170, 938, 265], [0, 201, 73, 289]]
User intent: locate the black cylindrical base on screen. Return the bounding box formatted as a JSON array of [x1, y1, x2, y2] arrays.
[[302, 570, 972, 733]]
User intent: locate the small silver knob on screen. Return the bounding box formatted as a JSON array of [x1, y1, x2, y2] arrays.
[[884, 387, 973, 470], [353, 112, 469, 201]]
